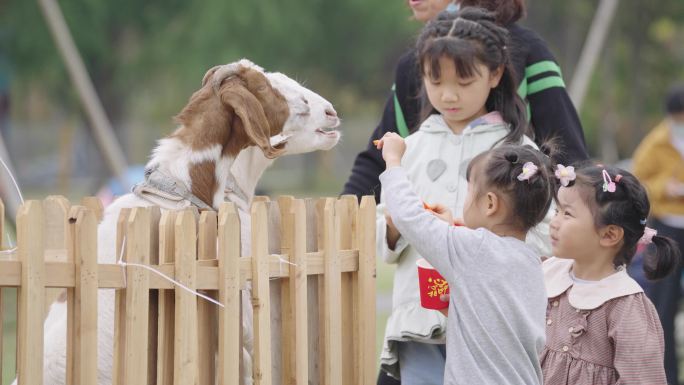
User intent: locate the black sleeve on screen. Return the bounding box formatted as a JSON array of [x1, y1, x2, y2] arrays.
[[341, 50, 422, 203], [528, 86, 589, 165], [515, 25, 590, 165], [341, 94, 396, 202]]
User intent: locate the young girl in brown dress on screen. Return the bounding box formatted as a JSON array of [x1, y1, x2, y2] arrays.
[[543, 164, 681, 384]]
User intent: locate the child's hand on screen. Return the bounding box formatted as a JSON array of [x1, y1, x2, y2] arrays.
[[438, 294, 449, 317], [375, 133, 406, 168], [384, 209, 401, 250], [428, 203, 454, 224]]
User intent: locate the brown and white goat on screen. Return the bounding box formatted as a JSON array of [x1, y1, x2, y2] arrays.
[[31, 59, 340, 385]]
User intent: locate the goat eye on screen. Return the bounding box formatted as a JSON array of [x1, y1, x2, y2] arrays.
[[257, 86, 268, 93]]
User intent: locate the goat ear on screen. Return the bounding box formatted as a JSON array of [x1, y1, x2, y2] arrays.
[[222, 83, 283, 159]]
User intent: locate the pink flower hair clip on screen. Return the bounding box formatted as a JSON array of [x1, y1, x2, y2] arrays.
[[517, 162, 539, 182], [638, 227, 657, 245], [554, 164, 576, 187], [602, 169, 616, 192]]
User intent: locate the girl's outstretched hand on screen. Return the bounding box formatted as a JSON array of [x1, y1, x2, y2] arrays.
[[375, 132, 406, 167], [428, 203, 454, 224]]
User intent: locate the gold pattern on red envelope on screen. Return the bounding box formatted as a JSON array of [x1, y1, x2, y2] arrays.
[[426, 277, 449, 298]]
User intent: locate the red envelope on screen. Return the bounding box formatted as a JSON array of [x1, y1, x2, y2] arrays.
[[416, 258, 450, 310]]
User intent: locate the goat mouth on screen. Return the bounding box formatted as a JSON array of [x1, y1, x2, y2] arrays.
[[316, 127, 339, 137]]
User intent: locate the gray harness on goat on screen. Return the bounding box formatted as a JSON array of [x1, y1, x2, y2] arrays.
[[132, 165, 214, 211], [132, 165, 251, 212]]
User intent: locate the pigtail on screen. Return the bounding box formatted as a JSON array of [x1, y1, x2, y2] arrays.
[[643, 235, 681, 280]]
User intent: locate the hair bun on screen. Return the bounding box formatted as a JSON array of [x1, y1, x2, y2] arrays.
[[504, 152, 519, 164]]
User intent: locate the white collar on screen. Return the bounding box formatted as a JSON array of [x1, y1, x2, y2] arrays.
[[420, 112, 507, 134], [543, 257, 643, 310]]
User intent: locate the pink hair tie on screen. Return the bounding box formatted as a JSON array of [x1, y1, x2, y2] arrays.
[[639, 227, 657, 245], [602, 169, 616, 192]]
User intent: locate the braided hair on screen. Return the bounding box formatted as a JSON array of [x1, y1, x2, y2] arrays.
[[416, 7, 528, 144], [570, 165, 681, 280]]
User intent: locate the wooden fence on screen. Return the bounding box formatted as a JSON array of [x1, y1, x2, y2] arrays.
[[0, 195, 376, 385]]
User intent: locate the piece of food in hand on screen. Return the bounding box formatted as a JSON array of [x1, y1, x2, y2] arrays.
[[373, 140, 380, 146], [423, 201, 433, 211]]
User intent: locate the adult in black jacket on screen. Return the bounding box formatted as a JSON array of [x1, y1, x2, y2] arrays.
[[343, 0, 589, 204]]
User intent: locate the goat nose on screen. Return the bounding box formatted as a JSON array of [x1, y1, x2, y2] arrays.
[[301, 96, 309, 105], [325, 107, 338, 119]]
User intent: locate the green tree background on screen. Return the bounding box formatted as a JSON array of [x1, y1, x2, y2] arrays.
[[0, 0, 683, 196]]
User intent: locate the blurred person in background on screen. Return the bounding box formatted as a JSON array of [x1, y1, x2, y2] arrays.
[[632, 83, 684, 385], [342, 0, 589, 205]]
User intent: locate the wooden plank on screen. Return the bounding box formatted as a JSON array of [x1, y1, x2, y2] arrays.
[[278, 197, 295, 385], [156, 211, 177, 385], [0, 250, 362, 290], [197, 211, 218, 385], [321, 198, 342, 385], [147, 207, 161, 385], [43, 196, 70, 325], [337, 197, 357, 385], [65, 206, 81, 385], [122, 207, 151, 385], [218, 203, 241, 385], [173, 210, 198, 385], [43, 195, 70, 253], [266, 200, 283, 385], [356, 197, 377, 385], [292, 199, 309, 385], [71, 207, 99, 385], [80, 196, 104, 222], [112, 208, 131, 385], [305, 198, 321, 385], [16, 201, 45, 385], [251, 201, 272, 385]]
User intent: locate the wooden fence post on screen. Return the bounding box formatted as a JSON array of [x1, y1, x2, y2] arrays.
[[16, 201, 45, 385], [321, 198, 342, 385], [156, 211, 178, 385], [357, 197, 377, 385], [69, 206, 99, 385], [218, 203, 241, 385], [113, 208, 131, 385], [251, 201, 272, 385], [198, 210, 218, 385], [122, 207, 151, 385], [174, 209, 198, 385]]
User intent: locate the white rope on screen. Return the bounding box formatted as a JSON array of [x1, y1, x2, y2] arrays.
[[117, 236, 225, 308], [0, 157, 22, 257], [0, 156, 24, 204], [270, 254, 297, 281], [0, 234, 16, 257]]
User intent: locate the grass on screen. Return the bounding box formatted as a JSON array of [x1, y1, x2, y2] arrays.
[[1, 289, 17, 385]]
